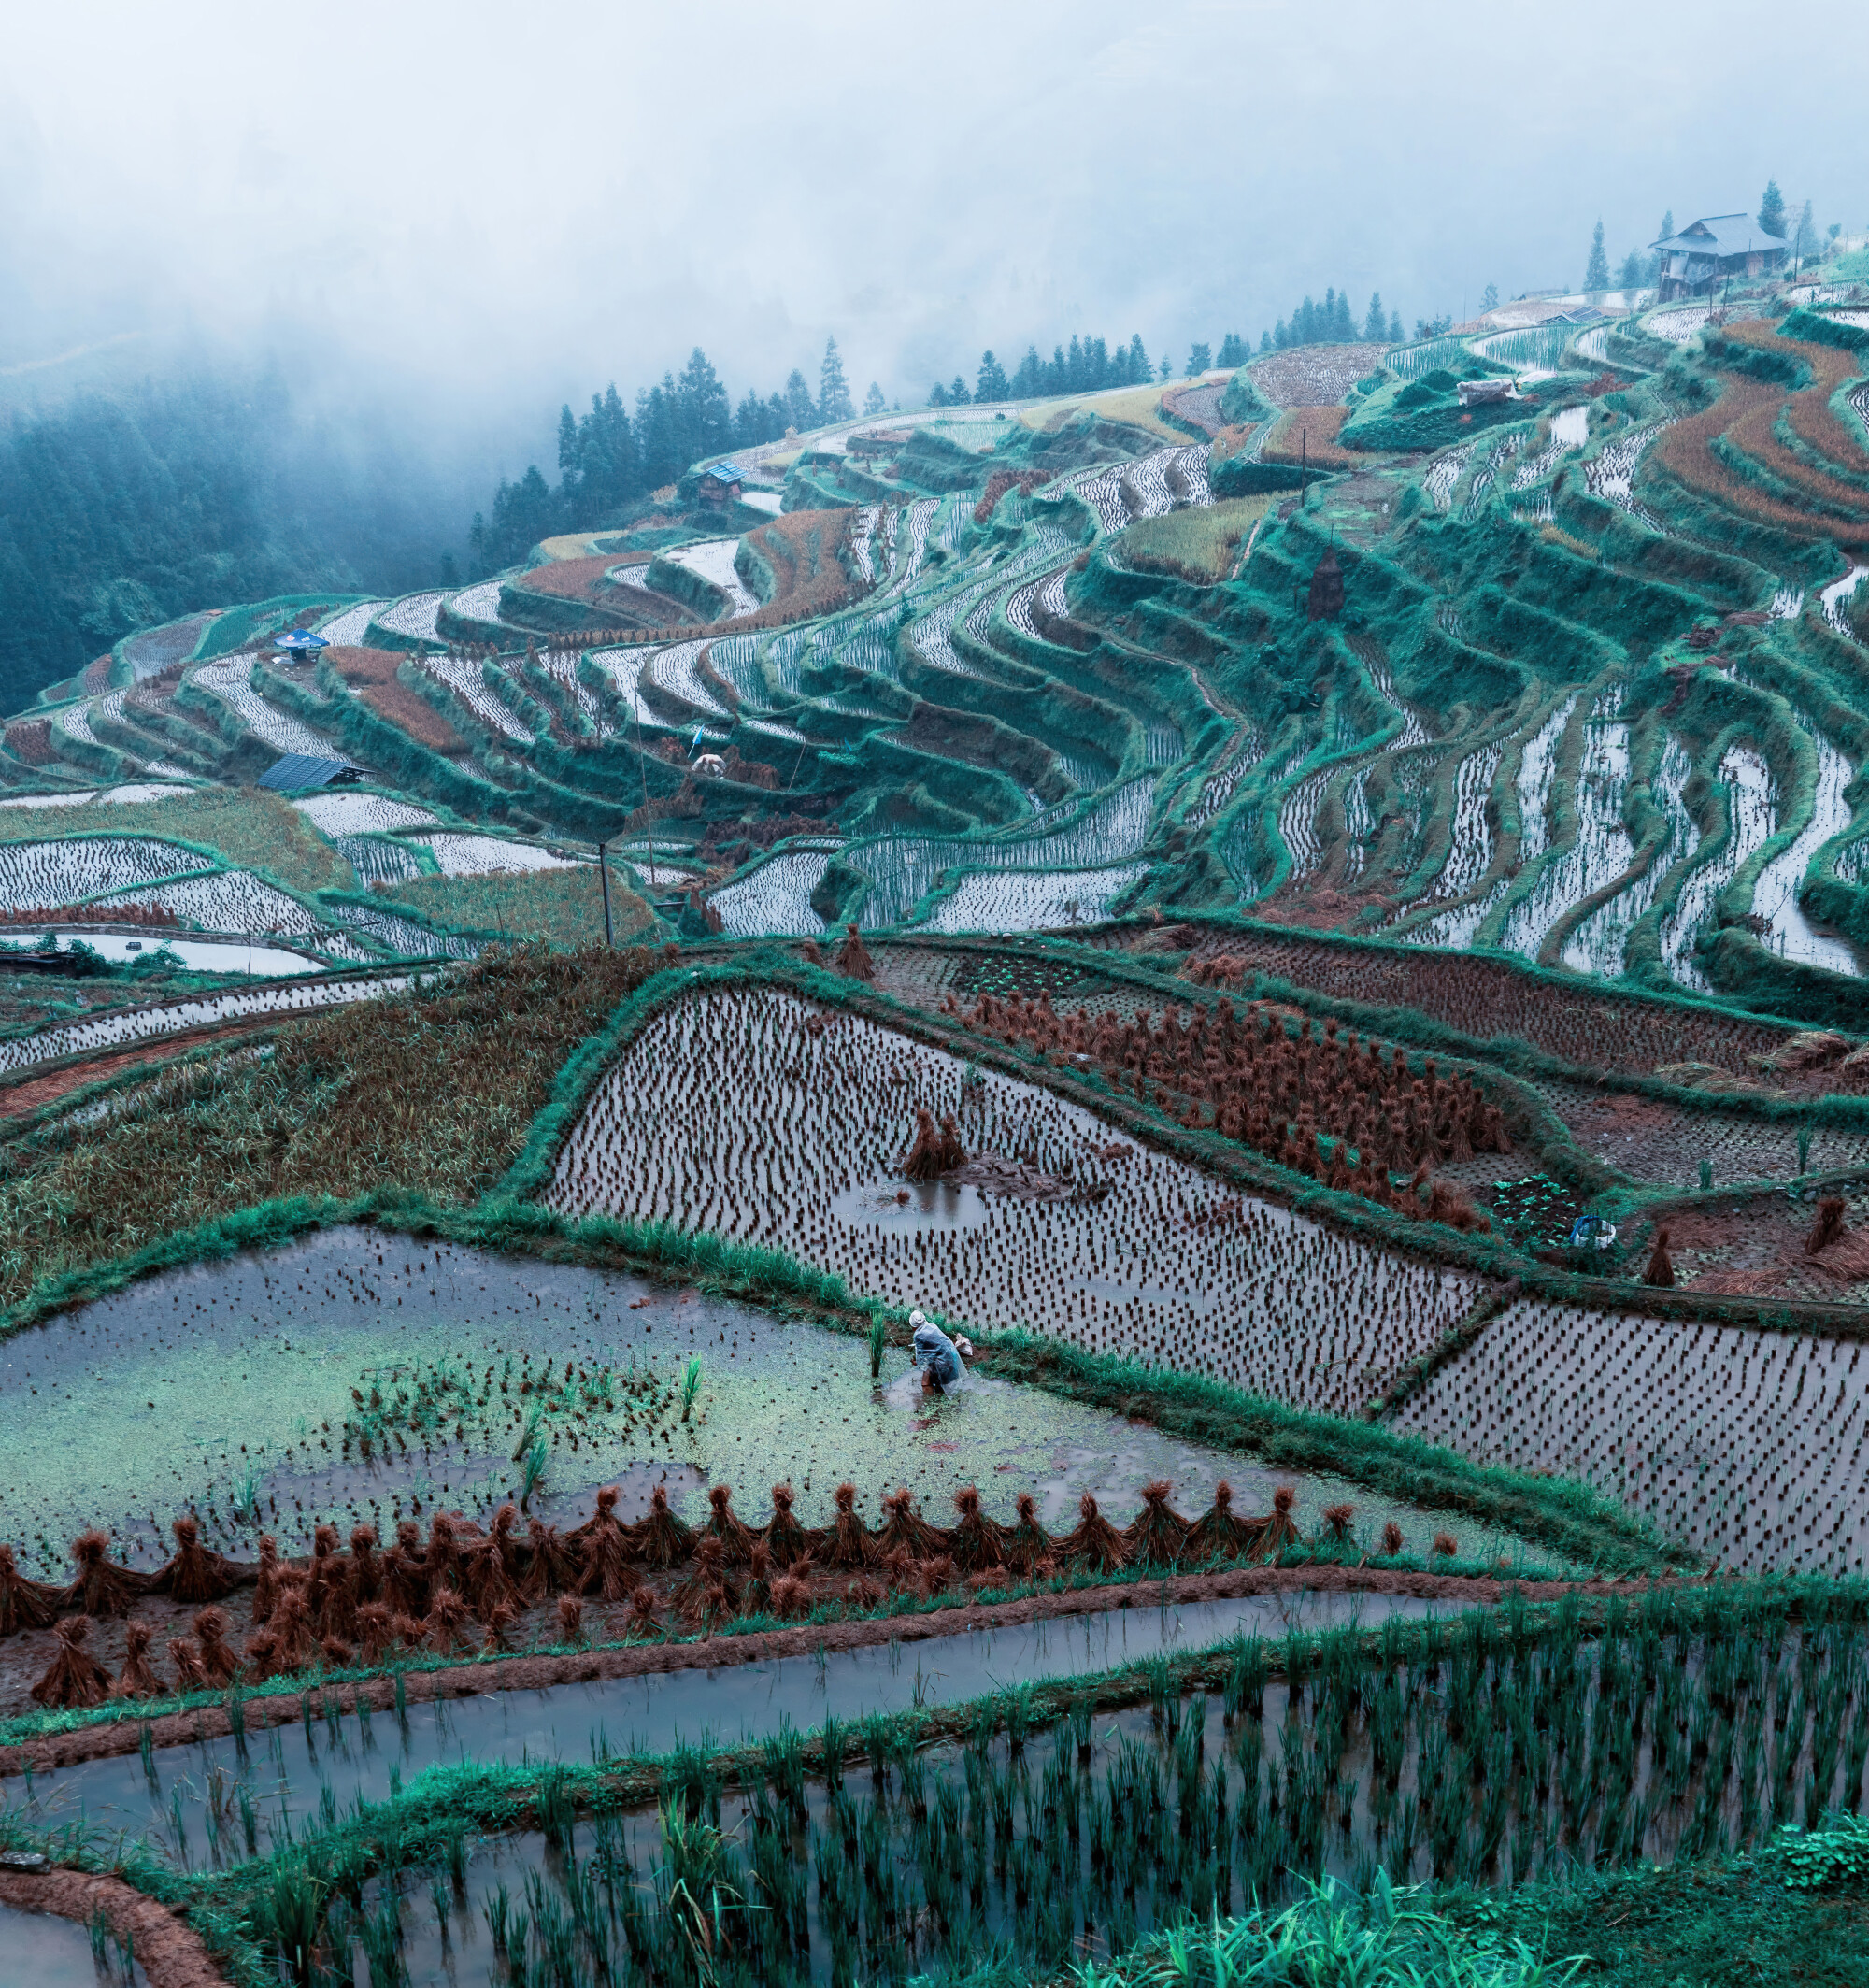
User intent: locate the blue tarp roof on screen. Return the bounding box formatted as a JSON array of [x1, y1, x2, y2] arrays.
[[275, 630, 329, 651], [703, 461, 745, 482], [256, 754, 361, 792]]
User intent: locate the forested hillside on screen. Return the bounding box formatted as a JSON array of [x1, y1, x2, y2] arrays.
[[0, 374, 445, 714]]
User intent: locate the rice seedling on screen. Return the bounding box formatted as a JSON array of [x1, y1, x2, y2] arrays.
[[546, 986, 1483, 1403]]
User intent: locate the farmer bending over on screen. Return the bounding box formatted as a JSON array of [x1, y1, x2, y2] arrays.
[[910, 1309, 972, 1394]]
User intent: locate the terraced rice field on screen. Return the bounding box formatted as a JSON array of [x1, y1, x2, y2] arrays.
[[642, 639, 734, 722], [835, 778, 1156, 930], [96, 871, 371, 955], [411, 833, 583, 879], [546, 988, 1480, 1408], [1661, 746, 1775, 990], [292, 793, 439, 837], [707, 846, 835, 937], [1748, 712, 1860, 974], [335, 835, 428, 885], [192, 657, 333, 758], [316, 599, 390, 647], [1498, 694, 1631, 962], [376, 592, 446, 641], [664, 537, 761, 619], [1564, 736, 1699, 977], [421, 657, 534, 743], [0, 975, 408, 1076], [0, 834, 204, 908], [920, 862, 1149, 934], [1392, 1297, 1869, 1574]]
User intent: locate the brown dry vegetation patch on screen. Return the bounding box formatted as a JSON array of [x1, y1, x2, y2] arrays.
[[1724, 394, 1869, 521], [3, 720, 58, 766], [325, 646, 466, 755], [1173, 927, 1816, 1081], [1262, 405, 1357, 469], [1631, 1189, 1869, 1304], [1654, 334, 1869, 548], [0, 1869, 223, 1988], [0, 945, 659, 1312], [744, 509, 855, 616]]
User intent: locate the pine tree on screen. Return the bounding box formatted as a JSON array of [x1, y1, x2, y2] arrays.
[[1646, 221, 1668, 287], [1011, 345, 1046, 398], [1260, 329, 1272, 352], [1584, 220, 1610, 293], [1792, 199, 1818, 266], [1065, 335, 1085, 393], [863, 382, 886, 416], [1186, 341, 1212, 377], [1758, 179, 1787, 240], [1389, 309, 1404, 342], [734, 390, 771, 450], [556, 405, 579, 491], [1480, 282, 1499, 312], [782, 368, 815, 434], [1618, 249, 1644, 290], [975, 350, 1010, 401], [818, 337, 856, 424], [1217, 333, 1246, 367], [948, 375, 970, 405], [1127, 334, 1150, 384], [929, 381, 949, 408], [1274, 318, 1289, 349], [1158, 356, 1172, 380], [1363, 292, 1387, 341]]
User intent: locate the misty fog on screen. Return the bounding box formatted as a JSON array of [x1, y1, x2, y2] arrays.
[[0, 0, 1859, 701]]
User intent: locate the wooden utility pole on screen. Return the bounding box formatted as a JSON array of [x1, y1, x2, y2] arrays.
[[597, 837, 614, 947]]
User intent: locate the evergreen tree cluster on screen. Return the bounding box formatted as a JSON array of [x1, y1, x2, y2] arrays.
[[931, 332, 1156, 408], [0, 374, 442, 716], [929, 328, 1262, 411], [1263, 288, 1398, 350], [471, 336, 862, 575]]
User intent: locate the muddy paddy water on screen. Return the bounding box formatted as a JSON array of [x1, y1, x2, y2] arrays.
[[0, 1900, 147, 1985], [0, 1228, 1560, 1580], [6, 1587, 1468, 1862]]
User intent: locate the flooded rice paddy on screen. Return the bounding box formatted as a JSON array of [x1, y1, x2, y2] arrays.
[[0, 1229, 1537, 1580], [545, 990, 1481, 1413], [266, 1605, 1869, 1985], [3, 1589, 1465, 1858], [0, 1901, 145, 1985], [1392, 1296, 1869, 1574]]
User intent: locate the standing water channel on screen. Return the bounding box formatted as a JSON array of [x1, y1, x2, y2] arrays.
[[6, 1589, 1467, 1861]]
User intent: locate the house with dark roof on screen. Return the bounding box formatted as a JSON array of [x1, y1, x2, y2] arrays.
[[697, 460, 745, 507], [256, 754, 364, 792], [1650, 214, 1789, 301]]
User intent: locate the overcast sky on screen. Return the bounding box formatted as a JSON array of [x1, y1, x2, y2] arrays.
[[4, 0, 1862, 480]]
